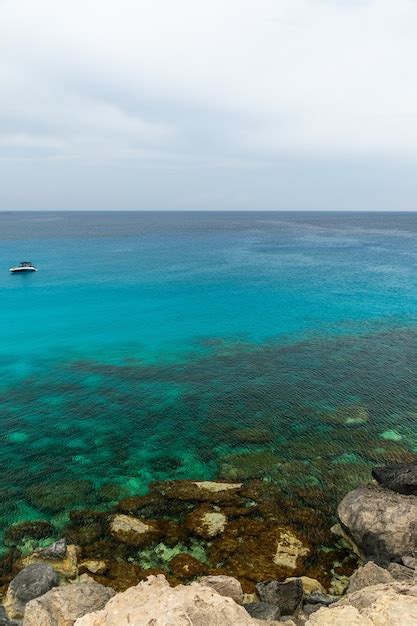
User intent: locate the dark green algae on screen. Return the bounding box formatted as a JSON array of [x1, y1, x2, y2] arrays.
[[1, 326, 417, 587]]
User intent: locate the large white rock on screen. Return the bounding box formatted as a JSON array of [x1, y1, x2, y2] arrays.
[[23, 581, 115, 626], [75, 574, 257, 626], [307, 581, 417, 626]]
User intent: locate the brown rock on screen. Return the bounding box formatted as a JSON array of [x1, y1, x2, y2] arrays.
[[199, 575, 244, 604], [186, 505, 228, 539], [169, 554, 207, 579], [109, 514, 161, 547]]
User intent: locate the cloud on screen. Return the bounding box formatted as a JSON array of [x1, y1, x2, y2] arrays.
[[0, 0, 417, 209]]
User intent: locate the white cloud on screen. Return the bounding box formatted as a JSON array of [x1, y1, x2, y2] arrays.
[[0, 0, 417, 208]]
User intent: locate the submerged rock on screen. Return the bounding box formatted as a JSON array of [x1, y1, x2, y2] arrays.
[[186, 505, 227, 539], [4, 521, 54, 547], [26, 481, 95, 513], [4, 563, 59, 619], [109, 514, 161, 547], [151, 480, 243, 504], [23, 581, 114, 626], [34, 539, 67, 560], [337, 485, 417, 563], [169, 554, 207, 579], [372, 460, 417, 495], [74, 574, 257, 625]]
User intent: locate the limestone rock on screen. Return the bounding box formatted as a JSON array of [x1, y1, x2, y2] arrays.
[[286, 577, 324, 595], [347, 562, 393, 593], [199, 575, 244, 604], [337, 485, 417, 563], [79, 560, 107, 575], [109, 514, 161, 547], [21, 543, 78, 579], [256, 579, 303, 615], [307, 605, 372, 625], [372, 460, 417, 495], [4, 564, 59, 619], [273, 530, 310, 570], [23, 581, 115, 626], [74, 574, 257, 625], [186, 505, 227, 539], [244, 602, 281, 620]]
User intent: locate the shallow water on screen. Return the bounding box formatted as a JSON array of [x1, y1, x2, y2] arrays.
[[1, 211, 417, 547]]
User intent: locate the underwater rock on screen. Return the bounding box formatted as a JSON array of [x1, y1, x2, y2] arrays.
[[233, 427, 274, 444], [79, 561, 108, 575], [169, 554, 207, 579], [34, 539, 67, 560], [337, 485, 417, 563], [186, 505, 228, 539], [244, 601, 281, 620], [150, 480, 243, 504], [347, 561, 393, 593], [4, 563, 59, 619], [74, 574, 257, 626], [109, 514, 162, 547], [26, 481, 95, 513], [22, 580, 115, 626], [21, 544, 78, 579], [256, 579, 303, 616], [64, 524, 102, 547], [219, 451, 278, 481], [4, 521, 54, 547], [372, 460, 417, 495], [199, 575, 244, 604]]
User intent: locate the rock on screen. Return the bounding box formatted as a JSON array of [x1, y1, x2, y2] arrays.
[[303, 593, 339, 606], [74, 574, 257, 625], [35, 539, 67, 560], [273, 530, 310, 570], [387, 562, 415, 581], [21, 543, 78, 579], [0, 604, 21, 626], [337, 485, 417, 563], [79, 561, 107, 575], [372, 460, 417, 495], [109, 514, 161, 547], [151, 480, 243, 504], [22, 581, 115, 626], [308, 580, 417, 625], [347, 561, 393, 593], [303, 603, 322, 616], [4, 564, 59, 619], [256, 579, 303, 615], [199, 575, 244, 604], [244, 602, 281, 620], [402, 556, 417, 570], [4, 521, 54, 547], [169, 554, 207, 579], [186, 505, 227, 539], [286, 577, 324, 595], [26, 481, 94, 513]]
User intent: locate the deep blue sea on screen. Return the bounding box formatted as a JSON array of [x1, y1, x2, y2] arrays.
[[1, 211, 417, 549]]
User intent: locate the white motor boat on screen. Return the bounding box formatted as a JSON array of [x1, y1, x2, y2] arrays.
[[9, 261, 37, 273]]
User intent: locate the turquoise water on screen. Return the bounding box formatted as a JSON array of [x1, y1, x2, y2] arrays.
[[1, 211, 417, 544]]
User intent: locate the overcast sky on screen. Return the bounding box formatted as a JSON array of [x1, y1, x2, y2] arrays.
[[1, 0, 417, 210]]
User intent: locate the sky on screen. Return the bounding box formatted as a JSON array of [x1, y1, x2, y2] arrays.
[[1, 0, 417, 211]]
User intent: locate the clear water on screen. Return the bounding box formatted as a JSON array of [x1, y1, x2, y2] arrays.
[[1, 211, 417, 545]]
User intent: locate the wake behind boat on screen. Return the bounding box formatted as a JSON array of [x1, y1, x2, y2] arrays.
[[9, 261, 37, 273]]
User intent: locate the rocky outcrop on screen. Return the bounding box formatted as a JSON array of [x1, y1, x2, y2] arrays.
[[308, 580, 417, 625], [372, 460, 417, 495], [4, 564, 59, 619], [199, 575, 243, 604], [347, 561, 393, 593], [23, 581, 114, 626], [74, 574, 257, 626], [337, 485, 417, 563]]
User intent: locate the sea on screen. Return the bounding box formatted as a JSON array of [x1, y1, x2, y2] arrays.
[[1, 211, 417, 549]]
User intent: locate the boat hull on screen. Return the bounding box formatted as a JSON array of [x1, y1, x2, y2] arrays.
[[9, 267, 37, 273]]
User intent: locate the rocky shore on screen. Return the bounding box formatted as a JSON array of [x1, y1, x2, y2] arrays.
[[1, 460, 417, 624]]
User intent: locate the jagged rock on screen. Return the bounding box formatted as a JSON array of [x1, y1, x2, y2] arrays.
[[256, 579, 303, 615], [74, 574, 257, 625], [23, 581, 115, 626], [35, 539, 67, 560], [21, 543, 78, 578], [372, 460, 417, 495], [347, 561, 393, 593], [4, 564, 59, 619], [109, 514, 161, 547], [244, 602, 281, 620], [337, 485, 417, 563], [199, 575, 244, 604], [387, 562, 415, 581], [308, 580, 417, 625]]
